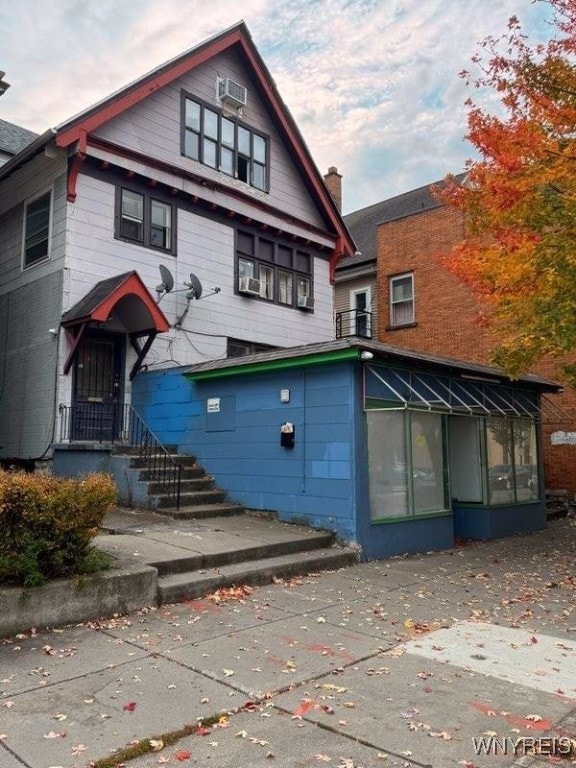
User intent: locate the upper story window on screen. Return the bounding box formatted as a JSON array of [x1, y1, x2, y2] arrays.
[[116, 187, 175, 254], [236, 230, 313, 310], [182, 94, 268, 192], [389, 273, 414, 326], [23, 190, 51, 268]]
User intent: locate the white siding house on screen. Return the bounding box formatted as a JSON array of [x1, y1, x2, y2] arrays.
[[0, 22, 355, 467]]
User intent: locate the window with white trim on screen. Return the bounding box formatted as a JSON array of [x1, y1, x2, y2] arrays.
[[182, 94, 268, 191], [389, 273, 414, 326], [23, 190, 51, 268]]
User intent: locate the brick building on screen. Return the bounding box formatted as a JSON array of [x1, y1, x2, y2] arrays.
[[337, 177, 576, 495]]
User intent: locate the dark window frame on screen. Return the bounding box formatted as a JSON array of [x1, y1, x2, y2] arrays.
[[234, 229, 314, 311], [227, 337, 277, 358], [23, 189, 52, 269], [181, 91, 270, 192], [115, 186, 177, 255]]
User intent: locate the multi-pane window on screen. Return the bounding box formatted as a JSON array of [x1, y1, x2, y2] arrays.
[[183, 94, 268, 191], [236, 230, 313, 310], [389, 273, 414, 326], [227, 338, 277, 358], [117, 188, 174, 253], [487, 417, 539, 503], [23, 191, 51, 268]]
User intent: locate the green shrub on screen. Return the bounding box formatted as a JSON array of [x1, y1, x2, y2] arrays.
[[0, 471, 117, 587]]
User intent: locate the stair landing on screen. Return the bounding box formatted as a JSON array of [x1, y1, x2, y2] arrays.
[[96, 508, 358, 605]]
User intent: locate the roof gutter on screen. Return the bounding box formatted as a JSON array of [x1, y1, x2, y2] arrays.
[[0, 128, 56, 182]]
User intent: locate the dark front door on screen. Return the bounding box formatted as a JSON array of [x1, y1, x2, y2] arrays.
[[71, 334, 124, 441]]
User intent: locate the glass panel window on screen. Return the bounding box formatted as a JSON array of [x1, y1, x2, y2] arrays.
[[203, 138, 217, 168], [184, 131, 199, 161], [279, 271, 293, 305], [238, 258, 255, 279], [253, 134, 266, 163], [182, 96, 268, 191], [221, 118, 235, 147], [120, 189, 144, 242], [220, 147, 234, 176], [185, 100, 201, 131], [297, 276, 310, 300], [487, 418, 515, 504], [238, 126, 251, 155], [390, 273, 414, 326], [150, 200, 171, 250], [411, 412, 445, 514], [204, 109, 218, 139], [368, 410, 409, 519], [448, 416, 484, 503], [259, 265, 274, 300], [253, 162, 266, 191], [513, 418, 539, 500], [24, 191, 51, 267]]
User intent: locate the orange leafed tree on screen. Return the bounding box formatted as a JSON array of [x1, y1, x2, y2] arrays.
[[438, 0, 576, 381]]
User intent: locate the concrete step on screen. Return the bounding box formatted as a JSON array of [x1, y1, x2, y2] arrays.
[[154, 489, 226, 509], [138, 466, 207, 481], [153, 502, 245, 519], [126, 455, 198, 469], [148, 530, 336, 576], [157, 547, 359, 604], [147, 477, 215, 495]]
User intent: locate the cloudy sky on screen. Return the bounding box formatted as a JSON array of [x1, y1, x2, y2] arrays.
[[0, 0, 549, 213]]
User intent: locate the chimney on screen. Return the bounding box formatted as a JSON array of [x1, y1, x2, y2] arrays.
[[324, 166, 342, 211]]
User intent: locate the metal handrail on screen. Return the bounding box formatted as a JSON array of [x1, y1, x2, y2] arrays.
[[58, 403, 182, 510], [335, 309, 372, 339], [126, 406, 182, 510]]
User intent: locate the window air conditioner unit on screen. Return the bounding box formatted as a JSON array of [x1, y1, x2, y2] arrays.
[[239, 276, 261, 295], [297, 296, 315, 310], [218, 77, 248, 108]]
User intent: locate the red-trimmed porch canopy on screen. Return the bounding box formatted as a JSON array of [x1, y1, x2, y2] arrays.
[[61, 271, 169, 379]]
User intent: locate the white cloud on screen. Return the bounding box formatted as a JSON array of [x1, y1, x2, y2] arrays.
[[0, 0, 550, 212]]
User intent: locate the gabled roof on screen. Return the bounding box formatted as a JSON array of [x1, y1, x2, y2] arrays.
[[3, 21, 353, 261], [61, 271, 169, 333], [0, 118, 38, 156], [339, 172, 467, 271]]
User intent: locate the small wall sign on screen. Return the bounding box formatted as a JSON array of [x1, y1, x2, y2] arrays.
[[207, 397, 221, 413], [551, 431, 576, 445]]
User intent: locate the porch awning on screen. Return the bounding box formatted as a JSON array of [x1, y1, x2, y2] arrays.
[[61, 271, 170, 379], [365, 365, 541, 418], [61, 271, 169, 335]]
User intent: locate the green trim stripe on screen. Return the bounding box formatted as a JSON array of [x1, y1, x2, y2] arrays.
[[184, 348, 360, 381]]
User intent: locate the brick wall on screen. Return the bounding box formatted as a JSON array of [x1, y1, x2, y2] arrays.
[[376, 205, 576, 494]]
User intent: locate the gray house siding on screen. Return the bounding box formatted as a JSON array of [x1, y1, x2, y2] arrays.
[[0, 270, 63, 458], [93, 48, 326, 231], [0, 157, 67, 459]]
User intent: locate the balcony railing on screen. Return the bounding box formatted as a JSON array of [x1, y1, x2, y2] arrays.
[[58, 403, 182, 509], [335, 309, 372, 340]]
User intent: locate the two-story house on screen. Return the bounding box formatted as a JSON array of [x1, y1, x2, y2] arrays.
[[0, 21, 355, 472], [338, 176, 576, 499]]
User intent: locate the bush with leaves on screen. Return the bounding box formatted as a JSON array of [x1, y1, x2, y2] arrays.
[[0, 471, 117, 587]]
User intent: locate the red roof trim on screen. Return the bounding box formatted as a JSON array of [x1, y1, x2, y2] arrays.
[[55, 31, 243, 149], [54, 23, 355, 262], [63, 273, 170, 333]]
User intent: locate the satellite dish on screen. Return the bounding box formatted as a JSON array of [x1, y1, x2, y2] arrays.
[[185, 272, 203, 300], [157, 264, 174, 295]]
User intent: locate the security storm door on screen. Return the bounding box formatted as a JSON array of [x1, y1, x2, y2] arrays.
[[71, 335, 124, 441]]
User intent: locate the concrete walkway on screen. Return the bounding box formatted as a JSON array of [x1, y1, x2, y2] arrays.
[[1, 517, 575, 768]]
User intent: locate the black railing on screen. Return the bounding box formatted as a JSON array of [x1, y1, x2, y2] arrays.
[[59, 403, 182, 510], [335, 309, 373, 339]]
